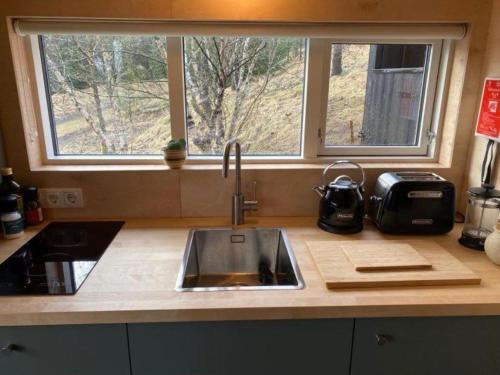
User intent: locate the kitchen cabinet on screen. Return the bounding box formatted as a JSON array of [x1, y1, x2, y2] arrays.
[[2, 316, 500, 375], [351, 317, 500, 375], [128, 319, 354, 375], [0, 324, 130, 375]]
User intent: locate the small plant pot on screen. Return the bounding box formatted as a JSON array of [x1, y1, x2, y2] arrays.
[[163, 149, 186, 169]]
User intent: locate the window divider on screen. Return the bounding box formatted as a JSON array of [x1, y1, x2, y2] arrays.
[[427, 39, 454, 160], [302, 39, 331, 159], [166, 37, 187, 141], [27, 35, 56, 161]]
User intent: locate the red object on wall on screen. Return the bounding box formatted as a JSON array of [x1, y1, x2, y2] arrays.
[[476, 78, 500, 141]]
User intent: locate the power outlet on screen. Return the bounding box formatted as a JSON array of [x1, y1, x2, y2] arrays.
[[39, 188, 84, 208], [62, 189, 84, 208]]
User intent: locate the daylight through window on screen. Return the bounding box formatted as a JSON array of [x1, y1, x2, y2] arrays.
[[41, 35, 171, 155], [325, 43, 429, 147], [17, 21, 461, 161], [183, 36, 306, 156]]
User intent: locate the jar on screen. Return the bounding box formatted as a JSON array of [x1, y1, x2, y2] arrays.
[[0, 194, 24, 239], [459, 187, 500, 250], [485, 221, 500, 265]]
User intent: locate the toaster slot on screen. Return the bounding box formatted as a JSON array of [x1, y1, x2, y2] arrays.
[[395, 172, 443, 181]]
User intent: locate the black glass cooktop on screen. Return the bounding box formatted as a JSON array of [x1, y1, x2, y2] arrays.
[[0, 221, 124, 296]]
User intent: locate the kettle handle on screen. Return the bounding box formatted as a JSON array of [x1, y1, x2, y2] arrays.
[[321, 160, 365, 187], [333, 175, 353, 184]]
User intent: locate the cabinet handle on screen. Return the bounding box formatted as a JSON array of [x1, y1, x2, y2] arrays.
[[375, 334, 393, 346], [1, 344, 19, 352]]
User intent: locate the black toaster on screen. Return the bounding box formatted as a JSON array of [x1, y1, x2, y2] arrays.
[[369, 172, 455, 234]]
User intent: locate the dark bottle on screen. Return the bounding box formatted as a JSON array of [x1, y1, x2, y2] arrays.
[[23, 186, 44, 226], [0, 168, 24, 224]]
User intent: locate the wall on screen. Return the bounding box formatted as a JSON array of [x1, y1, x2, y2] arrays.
[[0, 129, 5, 168], [0, 0, 493, 219], [463, 0, 500, 206]]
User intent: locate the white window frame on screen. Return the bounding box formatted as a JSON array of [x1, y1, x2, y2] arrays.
[[314, 39, 445, 157], [178, 36, 309, 161], [17, 21, 460, 165]]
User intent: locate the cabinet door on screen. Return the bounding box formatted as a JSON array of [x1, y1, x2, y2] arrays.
[[129, 319, 353, 375], [0, 324, 130, 375], [352, 317, 500, 375]]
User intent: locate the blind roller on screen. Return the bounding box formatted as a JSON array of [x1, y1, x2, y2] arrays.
[[14, 19, 467, 40]]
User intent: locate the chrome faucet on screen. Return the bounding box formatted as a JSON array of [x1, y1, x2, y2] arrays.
[[222, 139, 258, 225]]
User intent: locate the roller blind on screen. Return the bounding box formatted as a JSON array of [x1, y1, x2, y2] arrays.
[[13, 19, 467, 40]]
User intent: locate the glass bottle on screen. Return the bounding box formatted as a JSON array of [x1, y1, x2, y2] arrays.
[[0, 194, 24, 239], [23, 186, 43, 226], [0, 168, 24, 224]]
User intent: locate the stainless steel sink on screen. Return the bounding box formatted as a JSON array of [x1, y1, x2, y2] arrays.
[[176, 228, 304, 291]]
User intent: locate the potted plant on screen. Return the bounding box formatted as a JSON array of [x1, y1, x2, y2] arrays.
[[162, 138, 187, 169]]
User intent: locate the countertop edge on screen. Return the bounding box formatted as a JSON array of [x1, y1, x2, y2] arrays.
[[3, 304, 500, 326]]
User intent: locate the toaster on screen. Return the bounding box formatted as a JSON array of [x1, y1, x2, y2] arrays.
[[369, 172, 455, 234]]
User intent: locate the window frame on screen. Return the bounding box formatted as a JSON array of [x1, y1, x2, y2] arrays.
[[314, 38, 444, 157], [23, 27, 454, 165]]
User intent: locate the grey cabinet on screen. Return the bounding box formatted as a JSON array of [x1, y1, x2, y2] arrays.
[[128, 319, 354, 375], [3, 315, 500, 375], [0, 324, 130, 375], [351, 317, 500, 375]]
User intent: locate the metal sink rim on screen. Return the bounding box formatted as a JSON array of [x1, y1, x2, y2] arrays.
[[175, 227, 305, 292]]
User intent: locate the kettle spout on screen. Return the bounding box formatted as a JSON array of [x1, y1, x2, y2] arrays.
[[313, 186, 325, 197]]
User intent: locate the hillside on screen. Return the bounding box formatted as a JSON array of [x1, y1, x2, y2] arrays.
[[51, 44, 368, 155]]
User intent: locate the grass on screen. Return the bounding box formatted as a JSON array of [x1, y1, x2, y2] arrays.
[[56, 116, 89, 138], [325, 45, 369, 146]]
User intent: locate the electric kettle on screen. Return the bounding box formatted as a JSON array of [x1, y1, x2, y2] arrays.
[[313, 161, 365, 234]]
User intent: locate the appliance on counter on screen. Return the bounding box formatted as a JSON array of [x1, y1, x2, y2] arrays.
[[313, 161, 365, 234], [459, 140, 500, 250], [369, 172, 455, 234], [0, 221, 124, 295]]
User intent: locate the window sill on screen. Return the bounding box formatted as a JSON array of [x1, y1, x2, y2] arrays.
[[30, 161, 450, 172]]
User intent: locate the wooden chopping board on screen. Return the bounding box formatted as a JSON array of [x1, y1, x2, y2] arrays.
[[306, 240, 481, 289], [341, 243, 432, 271]]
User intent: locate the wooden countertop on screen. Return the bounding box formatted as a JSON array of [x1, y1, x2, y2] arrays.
[[1, 217, 500, 326]]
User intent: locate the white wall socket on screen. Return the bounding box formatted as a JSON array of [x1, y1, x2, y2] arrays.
[[39, 188, 84, 208]]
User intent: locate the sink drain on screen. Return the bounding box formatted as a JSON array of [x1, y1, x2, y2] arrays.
[[224, 282, 249, 287]]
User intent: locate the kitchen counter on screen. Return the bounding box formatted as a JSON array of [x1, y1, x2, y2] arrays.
[[1, 217, 500, 326]]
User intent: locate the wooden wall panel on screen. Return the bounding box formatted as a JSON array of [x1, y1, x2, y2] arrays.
[[463, 0, 500, 209], [0, 0, 494, 218], [0, 128, 5, 168]]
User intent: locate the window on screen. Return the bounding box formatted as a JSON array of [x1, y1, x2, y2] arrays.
[[323, 43, 433, 153], [40, 34, 171, 155], [183, 36, 305, 156], [15, 21, 463, 163]]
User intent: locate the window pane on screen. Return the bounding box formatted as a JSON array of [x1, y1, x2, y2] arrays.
[[325, 43, 429, 146], [40, 35, 170, 155], [183, 36, 305, 156]]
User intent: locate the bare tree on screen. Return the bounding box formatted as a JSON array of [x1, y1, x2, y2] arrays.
[[184, 36, 282, 153], [44, 35, 169, 154], [331, 44, 343, 76], [45, 38, 115, 153]]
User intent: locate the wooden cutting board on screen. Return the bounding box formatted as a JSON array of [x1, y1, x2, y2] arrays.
[[341, 243, 432, 271], [306, 240, 481, 289]]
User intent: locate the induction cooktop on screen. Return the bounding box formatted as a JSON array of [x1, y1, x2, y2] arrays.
[[0, 221, 124, 296]]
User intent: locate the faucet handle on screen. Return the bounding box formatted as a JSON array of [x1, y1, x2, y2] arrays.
[[251, 181, 257, 201], [244, 181, 258, 211]]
